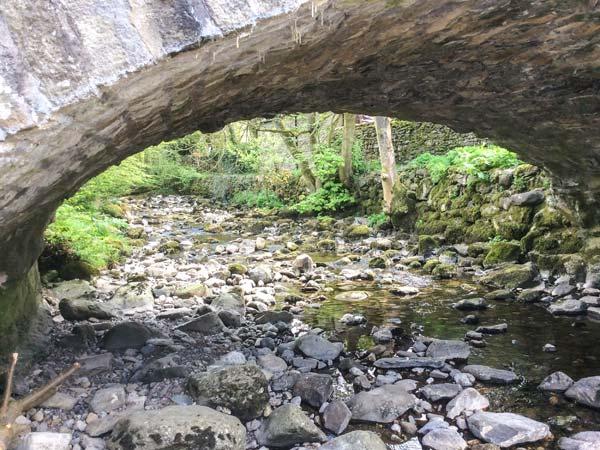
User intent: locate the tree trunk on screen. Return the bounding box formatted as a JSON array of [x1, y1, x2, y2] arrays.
[[374, 116, 396, 213], [339, 113, 356, 188], [274, 118, 317, 192]]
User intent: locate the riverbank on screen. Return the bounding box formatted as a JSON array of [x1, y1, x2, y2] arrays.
[[5, 194, 598, 449]]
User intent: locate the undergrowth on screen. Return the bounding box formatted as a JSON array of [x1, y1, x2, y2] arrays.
[[408, 145, 521, 184]]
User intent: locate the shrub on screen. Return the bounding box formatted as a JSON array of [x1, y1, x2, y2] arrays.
[[231, 190, 283, 209], [408, 145, 521, 184]]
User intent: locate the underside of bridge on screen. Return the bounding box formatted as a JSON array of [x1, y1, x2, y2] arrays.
[[0, 0, 599, 355]]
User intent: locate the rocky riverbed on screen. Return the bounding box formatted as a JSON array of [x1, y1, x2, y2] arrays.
[[9, 195, 600, 449]]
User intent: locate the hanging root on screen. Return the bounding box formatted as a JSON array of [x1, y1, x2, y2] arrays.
[[0, 355, 79, 450]]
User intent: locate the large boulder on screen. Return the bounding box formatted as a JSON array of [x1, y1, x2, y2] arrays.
[[295, 334, 343, 361], [59, 298, 114, 321], [467, 411, 550, 448], [256, 404, 326, 448], [478, 263, 538, 289], [565, 376, 600, 409], [347, 384, 415, 423], [319, 431, 387, 450], [108, 405, 245, 450], [102, 322, 154, 351], [187, 364, 269, 420]]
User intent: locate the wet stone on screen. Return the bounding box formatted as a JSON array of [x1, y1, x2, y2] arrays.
[[475, 323, 508, 334], [538, 371, 574, 392], [426, 339, 470, 361], [462, 365, 518, 385], [453, 298, 487, 311], [565, 376, 600, 409]]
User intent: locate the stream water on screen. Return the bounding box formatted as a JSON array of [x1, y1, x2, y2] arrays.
[[299, 268, 600, 433]]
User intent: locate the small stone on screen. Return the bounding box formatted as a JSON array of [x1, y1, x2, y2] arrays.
[[90, 385, 126, 414]]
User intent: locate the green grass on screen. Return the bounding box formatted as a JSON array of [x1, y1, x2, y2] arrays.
[[408, 145, 521, 184], [44, 154, 152, 271]]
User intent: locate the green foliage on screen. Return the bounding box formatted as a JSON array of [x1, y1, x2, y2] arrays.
[[292, 182, 355, 215], [231, 190, 283, 209], [143, 145, 203, 193], [408, 145, 521, 184], [368, 212, 388, 228], [45, 204, 129, 269], [512, 175, 527, 192]]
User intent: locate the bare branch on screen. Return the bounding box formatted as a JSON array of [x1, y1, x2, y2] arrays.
[[0, 354, 18, 419], [17, 363, 80, 412]]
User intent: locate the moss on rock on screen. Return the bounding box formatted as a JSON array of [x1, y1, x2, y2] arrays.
[[345, 224, 371, 239], [418, 235, 440, 256], [483, 241, 521, 267], [228, 263, 248, 275], [0, 265, 45, 363], [478, 262, 538, 289]]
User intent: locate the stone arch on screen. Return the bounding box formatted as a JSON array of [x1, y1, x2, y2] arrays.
[[1, 0, 599, 291]]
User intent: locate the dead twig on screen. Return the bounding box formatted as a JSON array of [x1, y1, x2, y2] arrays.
[[0, 355, 79, 450]]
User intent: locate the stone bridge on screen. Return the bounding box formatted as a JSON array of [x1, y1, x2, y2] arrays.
[[0, 0, 599, 354]]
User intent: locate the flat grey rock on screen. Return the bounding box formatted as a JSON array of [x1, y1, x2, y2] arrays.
[[419, 383, 462, 402], [108, 405, 245, 449], [426, 340, 470, 361], [462, 365, 518, 384], [422, 428, 467, 450], [347, 384, 415, 423], [468, 411, 550, 447], [17, 432, 72, 450], [549, 299, 586, 315], [295, 333, 343, 361], [320, 431, 387, 450], [374, 357, 444, 370]]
